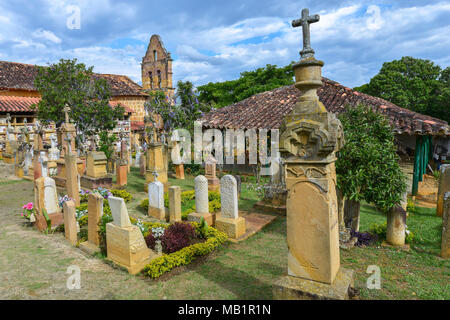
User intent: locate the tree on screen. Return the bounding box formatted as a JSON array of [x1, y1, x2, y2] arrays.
[[144, 80, 212, 135], [336, 104, 406, 229], [33, 58, 125, 139], [354, 57, 450, 123], [198, 63, 295, 108]]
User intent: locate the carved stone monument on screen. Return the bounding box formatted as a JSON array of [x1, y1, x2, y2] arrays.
[[106, 196, 156, 274], [272, 8, 354, 300], [34, 177, 64, 231], [81, 151, 112, 190], [187, 175, 214, 225], [205, 155, 220, 192], [437, 164, 450, 217]]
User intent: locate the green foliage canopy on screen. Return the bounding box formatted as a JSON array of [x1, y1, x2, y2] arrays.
[[197, 63, 295, 108], [336, 104, 406, 212], [354, 56, 449, 123], [33, 58, 125, 137]]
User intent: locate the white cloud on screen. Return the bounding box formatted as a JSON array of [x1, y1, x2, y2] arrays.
[[32, 29, 62, 44]]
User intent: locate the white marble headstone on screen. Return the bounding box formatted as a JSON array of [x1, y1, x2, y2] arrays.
[[148, 181, 164, 209], [43, 177, 59, 214], [220, 175, 238, 219], [107, 196, 131, 228], [195, 175, 209, 214]]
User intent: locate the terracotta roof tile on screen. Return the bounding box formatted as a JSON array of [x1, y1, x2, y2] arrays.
[[0, 61, 147, 97], [201, 77, 450, 136], [0, 95, 134, 114]]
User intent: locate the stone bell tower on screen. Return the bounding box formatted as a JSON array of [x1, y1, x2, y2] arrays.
[[141, 35, 175, 100]]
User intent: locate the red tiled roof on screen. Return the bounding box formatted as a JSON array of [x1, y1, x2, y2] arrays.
[[201, 78, 450, 136], [0, 61, 147, 97], [131, 121, 145, 131], [0, 95, 134, 114], [0, 95, 39, 113]]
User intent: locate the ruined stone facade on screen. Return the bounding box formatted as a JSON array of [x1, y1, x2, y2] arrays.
[[141, 35, 175, 100]]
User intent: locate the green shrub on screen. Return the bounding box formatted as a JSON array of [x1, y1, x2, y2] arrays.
[[370, 221, 387, 240], [407, 198, 416, 215], [111, 189, 133, 203], [143, 222, 227, 278], [184, 163, 202, 176]]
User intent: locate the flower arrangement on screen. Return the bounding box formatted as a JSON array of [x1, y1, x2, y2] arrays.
[[21, 202, 35, 221], [93, 187, 113, 199]]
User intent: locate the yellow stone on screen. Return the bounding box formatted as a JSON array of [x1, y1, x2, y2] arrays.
[[215, 215, 246, 239], [106, 223, 154, 275]]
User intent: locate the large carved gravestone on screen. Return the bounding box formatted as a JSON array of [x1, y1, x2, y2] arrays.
[[272, 8, 354, 300]]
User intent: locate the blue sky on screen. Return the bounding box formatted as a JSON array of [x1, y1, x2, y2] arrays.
[[0, 0, 449, 89]]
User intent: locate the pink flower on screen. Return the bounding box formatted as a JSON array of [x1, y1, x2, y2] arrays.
[[25, 202, 33, 210]]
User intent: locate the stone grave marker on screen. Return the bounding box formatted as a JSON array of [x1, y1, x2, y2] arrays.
[[187, 175, 213, 225]]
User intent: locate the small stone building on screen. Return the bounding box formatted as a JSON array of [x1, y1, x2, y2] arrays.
[[201, 77, 450, 195]]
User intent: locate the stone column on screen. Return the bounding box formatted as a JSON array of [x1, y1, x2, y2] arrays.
[[205, 155, 220, 192], [386, 205, 406, 246], [87, 193, 103, 245], [63, 200, 78, 245], [169, 186, 182, 222], [65, 152, 80, 206], [437, 164, 450, 217], [175, 164, 185, 180], [215, 175, 246, 239], [187, 175, 213, 225], [441, 192, 450, 259], [273, 11, 354, 299]]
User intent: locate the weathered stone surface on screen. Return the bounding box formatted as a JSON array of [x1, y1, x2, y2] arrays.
[[273, 267, 354, 300], [148, 180, 166, 220], [215, 215, 246, 239], [106, 223, 153, 275], [34, 177, 63, 231], [43, 177, 59, 215], [145, 142, 168, 191], [116, 163, 128, 187], [195, 175, 209, 214], [65, 153, 80, 206], [187, 212, 214, 226], [220, 175, 239, 219], [88, 193, 103, 246], [441, 192, 450, 259], [437, 164, 450, 217], [86, 151, 107, 178], [175, 164, 185, 180], [386, 205, 406, 246], [169, 186, 181, 222], [63, 200, 78, 245], [139, 153, 146, 176], [108, 196, 131, 228]]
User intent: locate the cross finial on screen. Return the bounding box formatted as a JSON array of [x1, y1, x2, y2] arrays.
[[64, 134, 72, 154], [152, 171, 159, 181], [292, 8, 320, 59], [63, 105, 71, 124]]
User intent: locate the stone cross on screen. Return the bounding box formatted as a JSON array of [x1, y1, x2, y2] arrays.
[[64, 135, 72, 154], [63, 105, 71, 124], [292, 8, 320, 58]]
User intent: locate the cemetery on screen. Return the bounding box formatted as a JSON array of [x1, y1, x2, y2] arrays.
[[0, 5, 448, 301]]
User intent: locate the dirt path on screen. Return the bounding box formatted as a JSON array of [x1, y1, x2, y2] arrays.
[[0, 179, 168, 299]]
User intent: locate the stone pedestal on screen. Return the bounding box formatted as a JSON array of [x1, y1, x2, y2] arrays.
[[148, 180, 167, 220], [139, 154, 146, 177], [215, 215, 246, 239], [106, 223, 153, 274], [169, 186, 182, 222], [187, 175, 214, 225], [437, 164, 450, 217], [81, 151, 112, 190], [175, 164, 185, 180], [386, 205, 406, 246], [116, 162, 128, 187], [273, 267, 355, 300], [145, 142, 169, 192], [15, 166, 24, 178]]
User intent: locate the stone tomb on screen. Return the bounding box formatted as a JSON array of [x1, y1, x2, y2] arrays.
[[34, 177, 64, 231], [145, 142, 169, 192], [215, 175, 246, 239], [187, 175, 214, 226], [106, 196, 155, 274], [81, 151, 112, 190]]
